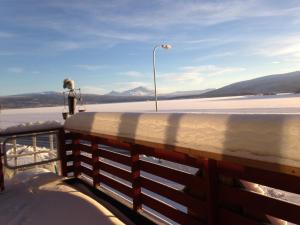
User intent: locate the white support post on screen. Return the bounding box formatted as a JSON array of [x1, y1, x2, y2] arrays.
[[12, 136, 17, 167], [32, 135, 37, 164], [49, 134, 54, 159]]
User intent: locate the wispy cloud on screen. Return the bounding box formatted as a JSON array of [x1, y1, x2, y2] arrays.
[[163, 65, 245, 83], [69, 0, 300, 28], [50, 41, 82, 51], [253, 34, 300, 61], [74, 64, 107, 71], [0, 31, 14, 38], [196, 51, 236, 61], [123, 71, 144, 77], [7, 67, 24, 73]]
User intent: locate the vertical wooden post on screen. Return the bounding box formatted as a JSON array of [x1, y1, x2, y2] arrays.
[[58, 129, 67, 177], [183, 169, 206, 221], [91, 138, 100, 187], [205, 159, 218, 225], [0, 146, 4, 192], [131, 145, 141, 212], [73, 137, 81, 178]]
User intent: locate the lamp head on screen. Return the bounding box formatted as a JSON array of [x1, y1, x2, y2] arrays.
[[63, 78, 75, 90], [161, 44, 172, 49]]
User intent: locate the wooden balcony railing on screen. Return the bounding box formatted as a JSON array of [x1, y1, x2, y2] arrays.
[[60, 131, 300, 225], [0, 122, 299, 224]]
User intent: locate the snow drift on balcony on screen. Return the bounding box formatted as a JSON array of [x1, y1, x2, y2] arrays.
[[64, 112, 300, 170]]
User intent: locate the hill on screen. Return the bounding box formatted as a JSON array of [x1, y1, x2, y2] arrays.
[[200, 71, 300, 97]]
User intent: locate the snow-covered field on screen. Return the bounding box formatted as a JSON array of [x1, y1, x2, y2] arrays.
[[1, 94, 300, 129]]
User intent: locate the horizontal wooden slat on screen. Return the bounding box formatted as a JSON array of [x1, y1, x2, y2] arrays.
[[99, 162, 131, 182], [99, 148, 131, 166], [99, 173, 132, 197], [80, 155, 93, 165], [73, 133, 204, 168], [219, 184, 300, 224], [140, 177, 206, 219], [78, 144, 93, 154], [142, 194, 203, 225], [219, 208, 263, 225], [80, 166, 93, 177], [140, 160, 206, 189], [138, 145, 204, 168], [218, 161, 300, 194]]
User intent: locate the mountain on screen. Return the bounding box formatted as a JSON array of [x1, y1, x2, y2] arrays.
[[2, 71, 300, 109], [106, 86, 154, 96], [0, 91, 154, 109], [106, 86, 213, 98], [199, 71, 300, 98]]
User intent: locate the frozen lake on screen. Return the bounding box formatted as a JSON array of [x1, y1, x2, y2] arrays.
[[1, 93, 300, 129]]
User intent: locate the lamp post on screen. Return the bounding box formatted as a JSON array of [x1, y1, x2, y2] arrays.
[[153, 44, 172, 112]]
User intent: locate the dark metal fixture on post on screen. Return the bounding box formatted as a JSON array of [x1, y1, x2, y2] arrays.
[[62, 79, 85, 120]]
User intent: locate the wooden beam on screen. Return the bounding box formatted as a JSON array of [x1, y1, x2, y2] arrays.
[[58, 129, 68, 177], [205, 159, 218, 225]]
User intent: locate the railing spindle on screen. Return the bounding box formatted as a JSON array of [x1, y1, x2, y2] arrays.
[[73, 138, 81, 178], [12, 136, 17, 167], [131, 145, 141, 212], [0, 146, 4, 192], [91, 138, 100, 187], [205, 159, 218, 225], [32, 134, 37, 164], [58, 130, 67, 176]]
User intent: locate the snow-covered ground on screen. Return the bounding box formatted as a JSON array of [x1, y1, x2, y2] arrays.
[[1, 94, 300, 129]]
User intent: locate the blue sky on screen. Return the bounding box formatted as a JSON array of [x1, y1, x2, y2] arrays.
[[1, 0, 300, 95]]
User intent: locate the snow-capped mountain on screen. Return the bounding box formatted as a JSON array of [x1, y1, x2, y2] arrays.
[[106, 86, 154, 96]]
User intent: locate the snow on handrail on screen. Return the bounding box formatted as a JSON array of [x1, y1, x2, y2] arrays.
[[0, 121, 63, 137]]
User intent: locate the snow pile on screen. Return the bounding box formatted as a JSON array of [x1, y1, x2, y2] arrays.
[[1, 120, 62, 135], [0, 170, 126, 225], [65, 112, 300, 171]]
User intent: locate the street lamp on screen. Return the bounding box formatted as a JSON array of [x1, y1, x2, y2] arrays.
[[153, 44, 172, 112]]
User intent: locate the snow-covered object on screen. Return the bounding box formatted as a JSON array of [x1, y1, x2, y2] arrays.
[[1, 121, 62, 135], [64, 112, 300, 171]]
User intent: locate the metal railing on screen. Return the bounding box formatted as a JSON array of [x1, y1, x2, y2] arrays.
[[0, 126, 63, 190], [2, 131, 60, 169]]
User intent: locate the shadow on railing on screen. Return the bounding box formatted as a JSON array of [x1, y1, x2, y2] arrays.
[[60, 132, 300, 225]]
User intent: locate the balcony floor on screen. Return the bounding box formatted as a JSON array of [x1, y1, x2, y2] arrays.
[[0, 169, 132, 225]]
